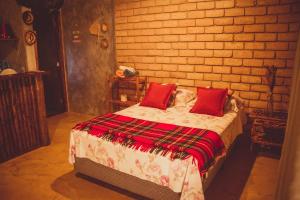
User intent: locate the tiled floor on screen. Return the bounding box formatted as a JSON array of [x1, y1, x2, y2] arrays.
[[0, 112, 279, 200]]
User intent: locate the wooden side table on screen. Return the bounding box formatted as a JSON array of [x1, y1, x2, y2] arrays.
[[250, 110, 287, 154]]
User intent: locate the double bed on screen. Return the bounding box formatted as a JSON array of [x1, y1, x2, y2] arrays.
[[69, 96, 244, 200]]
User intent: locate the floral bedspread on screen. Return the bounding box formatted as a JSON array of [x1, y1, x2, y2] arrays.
[[69, 104, 243, 200]]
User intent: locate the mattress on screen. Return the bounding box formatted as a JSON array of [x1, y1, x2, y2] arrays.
[[69, 102, 243, 200]]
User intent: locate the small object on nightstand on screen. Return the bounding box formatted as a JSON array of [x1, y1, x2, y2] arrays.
[[249, 109, 287, 155]]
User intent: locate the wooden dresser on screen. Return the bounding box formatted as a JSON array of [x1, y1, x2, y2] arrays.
[[0, 72, 49, 162]]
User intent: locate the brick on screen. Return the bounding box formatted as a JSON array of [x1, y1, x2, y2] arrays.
[[205, 26, 224, 33], [170, 72, 186, 78], [205, 58, 223, 65], [155, 71, 170, 77], [178, 19, 196, 27], [244, 25, 265, 32], [266, 42, 289, 50], [243, 59, 264, 67], [178, 65, 194, 72], [186, 73, 204, 80], [257, 0, 279, 6], [196, 18, 214, 26], [225, 42, 244, 49], [213, 66, 231, 73], [163, 4, 179, 12], [251, 85, 269, 92], [170, 57, 187, 64], [172, 42, 187, 49], [255, 33, 277, 41], [196, 34, 214, 41], [179, 3, 197, 11], [212, 81, 231, 89], [216, 0, 235, 8], [134, 8, 148, 15], [278, 33, 298, 41], [162, 64, 178, 71], [204, 73, 222, 81], [225, 8, 245, 16], [268, 5, 290, 14], [249, 100, 267, 109], [179, 35, 196, 41], [196, 50, 214, 57], [241, 76, 262, 84], [215, 34, 234, 41], [233, 50, 253, 58], [278, 14, 300, 23], [170, 12, 187, 20], [170, 27, 187, 34], [224, 25, 243, 33], [206, 42, 224, 49], [163, 49, 179, 56], [224, 58, 243, 66], [214, 50, 233, 57], [232, 67, 251, 75], [195, 65, 212, 73], [163, 35, 179, 42], [195, 80, 212, 87], [177, 79, 194, 86], [179, 50, 195, 57], [187, 57, 204, 64], [255, 16, 277, 24], [197, 2, 215, 10], [222, 74, 241, 83], [187, 10, 205, 19], [156, 56, 171, 63], [163, 20, 178, 27], [254, 51, 275, 58], [234, 33, 254, 41], [155, 0, 170, 6], [121, 9, 134, 17], [156, 43, 171, 49], [251, 68, 267, 76], [234, 16, 255, 25], [148, 6, 163, 14], [266, 24, 288, 32], [264, 59, 286, 68], [214, 17, 233, 25], [245, 7, 266, 16], [276, 51, 295, 59], [187, 27, 205, 34], [239, 91, 260, 100], [188, 42, 205, 49], [205, 9, 225, 18], [236, 0, 255, 7], [231, 83, 250, 91]]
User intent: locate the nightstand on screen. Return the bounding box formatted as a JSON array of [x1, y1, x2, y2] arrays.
[[249, 110, 287, 154], [110, 76, 148, 111]]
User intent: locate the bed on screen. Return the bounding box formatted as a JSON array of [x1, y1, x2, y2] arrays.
[[69, 92, 244, 200]]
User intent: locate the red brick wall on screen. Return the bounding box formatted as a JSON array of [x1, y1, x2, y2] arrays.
[[115, 0, 300, 111]]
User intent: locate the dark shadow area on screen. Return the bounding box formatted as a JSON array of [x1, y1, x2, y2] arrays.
[[51, 170, 149, 200], [205, 134, 256, 200]]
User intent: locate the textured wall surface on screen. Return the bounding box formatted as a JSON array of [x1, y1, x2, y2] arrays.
[[62, 0, 116, 115], [0, 1, 26, 72], [115, 0, 300, 111]]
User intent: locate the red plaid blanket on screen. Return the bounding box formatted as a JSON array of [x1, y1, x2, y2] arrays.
[[73, 113, 225, 176]]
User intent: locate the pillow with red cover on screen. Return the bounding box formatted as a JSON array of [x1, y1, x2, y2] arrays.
[[140, 82, 177, 110], [190, 87, 228, 117]]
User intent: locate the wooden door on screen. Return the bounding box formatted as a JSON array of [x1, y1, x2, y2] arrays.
[[33, 10, 66, 116]]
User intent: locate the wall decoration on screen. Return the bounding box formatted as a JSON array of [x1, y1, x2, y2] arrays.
[[100, 38, 108, 49], [22, 10, 34, 25], [24, 30, 36, 45], [101, 23, 108, 33]]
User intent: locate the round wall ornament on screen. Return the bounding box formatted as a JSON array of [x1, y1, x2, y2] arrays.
[[22, 11, 34, 25], [101, 38, 109, 49], [24, 31, 37, 45]]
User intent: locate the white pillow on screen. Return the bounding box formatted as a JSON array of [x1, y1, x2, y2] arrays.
[[174, 89, 196, 107]]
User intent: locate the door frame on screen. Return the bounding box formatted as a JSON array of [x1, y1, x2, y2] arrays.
[[37, 10, 69, 114]]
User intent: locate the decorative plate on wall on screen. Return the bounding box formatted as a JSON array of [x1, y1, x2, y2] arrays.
[[24, 31, 37, 45], [22, 11, 34, 25], [101, 23, 108, 33], [101, 38, 108, 49]]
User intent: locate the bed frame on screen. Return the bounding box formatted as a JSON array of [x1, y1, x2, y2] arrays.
[[73, 139, 236, 200]]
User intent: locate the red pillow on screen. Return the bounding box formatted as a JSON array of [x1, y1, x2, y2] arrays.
[[140, 82, 177, 110], [190, 87, 228, 117]]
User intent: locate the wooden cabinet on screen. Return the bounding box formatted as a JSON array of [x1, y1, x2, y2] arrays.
[[110, 76, 147, 111], [249, 110, 287, 154], [0, 72, 49, 162]]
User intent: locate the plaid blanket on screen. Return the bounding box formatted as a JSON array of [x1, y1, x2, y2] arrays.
[[73, 113, 225, 176]]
